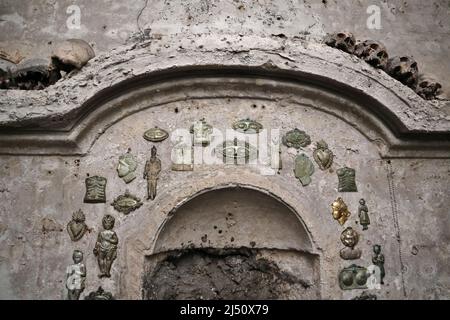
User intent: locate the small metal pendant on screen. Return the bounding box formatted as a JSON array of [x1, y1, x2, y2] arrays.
[[144, 146, 161, 200], [313, 140, 333, 170], [143, 126, 169, 142], [358, 198, 370, 230], [84, 176, 107, 203], [337, 167, 357, 192], [351, 292, 377, 300], [218, 138, 258, 164], [372, 245, 386, 285], [67, 209, 88, 241], [111, 190, 143, 215], [84, 286, 114, 300], [331, 197, 351, 225], [339, 227, 362, 260], [339, 265, 368, 290], [117, 152, 137, 184], [232, 118, 263, 134], [172, 139, 193, 171], [282, 128, 311, 149], [294, 153, 315, 186], [190, 118, 213, 146], [66, 250, 86, 300], [93, 215, 118, 278]]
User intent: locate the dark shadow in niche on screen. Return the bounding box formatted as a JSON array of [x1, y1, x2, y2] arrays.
[[142, 186, 320, 299], [142, 247, 319, 300]]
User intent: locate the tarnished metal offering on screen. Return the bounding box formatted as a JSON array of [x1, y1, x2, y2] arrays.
[[339, 227, 362, 260], [339, 264, 368, 290], [337, 167, 357, 192], [65, 250, 86, 300], [282, 128, 311, 149], [144, 146, 161, 200], [143, 126, 169, 142], [84, 176, 107, 203], [270, 135, 282, 171], [351, 291, 377, 300], [331, 197, 351, 225], [294, 153, 315, 186], [372, 244, 385, 284], [340, 227, 360, 248], [358, 198, 370, 230], [218, 138, 258, 164], [111, 190, 143, 215], [117, 152, 137, 184], [232, 118, 263, 134], [172, 141, 193, 171], [190, 118, 213, 146], [313, 140, 333, 170], [84, 286, 114, 300], [67, 209, 88, 242], [93, 215, 118, 278]]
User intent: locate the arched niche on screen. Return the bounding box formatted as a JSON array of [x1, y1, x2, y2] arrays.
[[142, 186, 320, 300], [154, 187, 313, 253]]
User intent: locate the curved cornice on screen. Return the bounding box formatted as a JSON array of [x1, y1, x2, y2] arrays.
[[0, 35, 449, 157]]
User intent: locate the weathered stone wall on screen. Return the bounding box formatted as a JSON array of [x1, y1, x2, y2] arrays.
[[0, 0, 449, 300], [1, 65, 449, 299], [1, 0, 450, 95]]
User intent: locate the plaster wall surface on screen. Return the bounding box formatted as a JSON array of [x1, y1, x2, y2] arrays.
[[0, 94, 448, 299], [1, 0, 450, 95], [0, 0, 449, 300]]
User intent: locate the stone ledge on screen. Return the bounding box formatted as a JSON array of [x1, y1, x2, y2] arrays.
[[0, 34, 448, 131]]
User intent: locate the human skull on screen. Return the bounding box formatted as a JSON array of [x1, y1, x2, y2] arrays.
[[354, 40, 388, 69], [324, 32, 356, 54], [52, 39, 95, 71], [0, 59, 14, 77], [10, 58, 60, 90], [0, 59, 15, 89], [415, 74, 442, 100], [13, 58, 50, 79], [386, 56, 419, 89]]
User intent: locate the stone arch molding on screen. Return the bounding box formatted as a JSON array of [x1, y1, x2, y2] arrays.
[[0, 38, 449, 158]]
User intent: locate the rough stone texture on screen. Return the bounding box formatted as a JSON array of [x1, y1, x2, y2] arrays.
[[1, 0, 450, 96], [143, 248, 318, 300], [1, 35, 450, 133], [0, 0, 449, 300], [0, 94, 449, 299]]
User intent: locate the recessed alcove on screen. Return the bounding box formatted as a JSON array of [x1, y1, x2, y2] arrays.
[[143, 187, 320, 299]]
